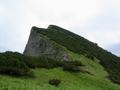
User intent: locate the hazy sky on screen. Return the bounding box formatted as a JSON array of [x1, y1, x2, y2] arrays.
[[0, 0, 120, 56]]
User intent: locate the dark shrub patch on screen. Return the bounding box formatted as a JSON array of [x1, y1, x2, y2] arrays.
[[100, 59, 120, 84], [0, 51, 83, 77], [63, 63, 80, 72], [61, 60, 82, 72], [64, 60, 83, 66], [108, 75, 120, 84], [0, 52, 32, 76], [23, 56, 59, 69], [86, 54, 94, 60], [24, 56, 82, 73], [49, 79, 61, 86]]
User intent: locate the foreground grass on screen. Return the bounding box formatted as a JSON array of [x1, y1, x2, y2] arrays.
[[0, 53, 120, 90], [0, 68, 120, 90]]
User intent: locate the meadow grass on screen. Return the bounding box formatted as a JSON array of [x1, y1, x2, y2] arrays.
[[0, 68, 120, 90], [0, 53, 120, 90]]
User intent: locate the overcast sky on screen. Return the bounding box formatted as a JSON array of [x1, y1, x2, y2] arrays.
[[0, 0, 120, 56]]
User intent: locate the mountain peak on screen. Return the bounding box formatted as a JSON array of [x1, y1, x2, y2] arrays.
[[24, 25, 120, 84], [24, 25, 71, 61], [48, 25, 60, 29]]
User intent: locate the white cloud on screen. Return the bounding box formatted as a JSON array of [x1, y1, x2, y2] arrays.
[[111, 0, 120, 8], [83, 29, 120, 47], [19, 0, 103, 28]]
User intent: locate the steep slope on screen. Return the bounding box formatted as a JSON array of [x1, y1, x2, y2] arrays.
[[24, 27, 71, 61], [24, 25, 120, 84]]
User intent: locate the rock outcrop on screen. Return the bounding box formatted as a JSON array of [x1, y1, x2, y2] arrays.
[[24, 26, 71, 61]]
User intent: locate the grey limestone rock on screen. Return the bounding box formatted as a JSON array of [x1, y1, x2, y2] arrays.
[[24, 26, 71, 61]]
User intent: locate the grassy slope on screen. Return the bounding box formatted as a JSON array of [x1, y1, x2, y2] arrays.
[[33, 25, 120, 84], [0, 53, 120, 90]]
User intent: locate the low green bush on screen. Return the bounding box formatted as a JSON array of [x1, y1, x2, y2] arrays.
[[86, 54, 94, 60], [0, 52, 32, 76], [24, 56, 82, 72], [64, 60, 83, 66], [62, 62, 80, 72], [23, 56, 59, 69], [0, 51, 83, 77]]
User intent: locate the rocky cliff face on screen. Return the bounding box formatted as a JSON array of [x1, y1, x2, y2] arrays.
[[24, 26, 71, 61]]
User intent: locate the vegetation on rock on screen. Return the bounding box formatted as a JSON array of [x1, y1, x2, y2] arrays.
[[33, 25, 120, 84]]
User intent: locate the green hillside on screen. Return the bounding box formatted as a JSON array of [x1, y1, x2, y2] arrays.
[[0, 25, 120, 90], [33, 25, 120, 84], [0, 52, 120, 90]]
